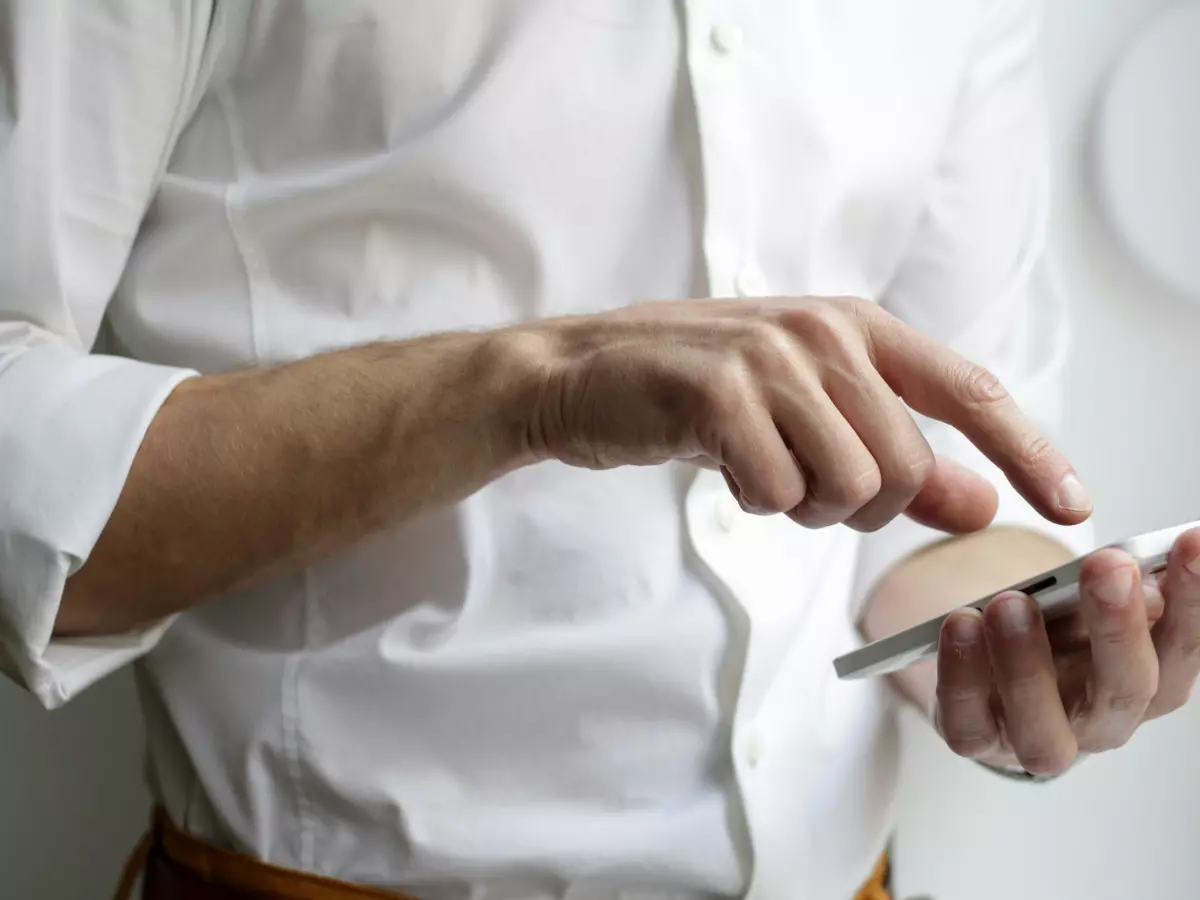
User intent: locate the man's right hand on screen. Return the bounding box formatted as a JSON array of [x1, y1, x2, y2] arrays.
[[62, 294, 1091, 636], [517, 295, 1092, 535]]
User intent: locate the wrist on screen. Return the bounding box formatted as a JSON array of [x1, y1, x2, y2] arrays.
[[470, 325, 564, 470]]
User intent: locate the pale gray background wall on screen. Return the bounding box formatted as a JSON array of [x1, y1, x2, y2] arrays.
[[893, 1, 1200, 898], [2, 1, 1197, 897], [0, 676, 149, 896]]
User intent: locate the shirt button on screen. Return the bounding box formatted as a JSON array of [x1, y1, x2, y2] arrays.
[[735, 267, 768, 298], [714, 493, 741, 533], [744, 731, 766, 769], [710, 23, 744, 56]]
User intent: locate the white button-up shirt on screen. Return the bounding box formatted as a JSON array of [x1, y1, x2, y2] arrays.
[[0, 2, 1091, 898]]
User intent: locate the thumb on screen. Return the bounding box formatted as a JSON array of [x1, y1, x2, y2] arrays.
[[904, 455, 999, 534]]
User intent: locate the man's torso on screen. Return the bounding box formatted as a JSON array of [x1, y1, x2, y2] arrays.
[[90, 2, 988, 896]]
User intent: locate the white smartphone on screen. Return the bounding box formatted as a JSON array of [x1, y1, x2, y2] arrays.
[[833, 518, 1200, 681]]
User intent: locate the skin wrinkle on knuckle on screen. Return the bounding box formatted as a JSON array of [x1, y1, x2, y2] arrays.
[[888, 446, 935, 495], [740, 320, 795, 372], [838, 295, 873, 313], [1014, 434, 1056, 474], [953, 362, 1009, 408], [845, 461, 927, 532], [784, 304, 860, 362], [830, 295, 877, 331], [827, 467, 881, 510], [1099, 685, 1153, 717]]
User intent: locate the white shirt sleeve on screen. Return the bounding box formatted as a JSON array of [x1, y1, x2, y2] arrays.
[[852, 0, 1096, 616], [0, 2, 212, 708]]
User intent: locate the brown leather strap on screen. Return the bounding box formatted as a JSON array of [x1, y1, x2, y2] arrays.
[[114, 808, 416, 900], [112, 827, 154, 900], [116, 806, 890, 900], [854, 853, 891, 900]]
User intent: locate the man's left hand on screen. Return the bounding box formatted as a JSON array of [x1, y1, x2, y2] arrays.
[[933, 528, 1200, 776]]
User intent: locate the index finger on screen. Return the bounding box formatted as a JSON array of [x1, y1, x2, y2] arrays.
[[865, 313, 1091, 526]]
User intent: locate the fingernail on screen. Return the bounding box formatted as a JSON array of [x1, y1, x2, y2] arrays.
[[949, 609, 983, 639], [946, 611, 984, 655], [1056, 473, 1093, 513], [1093, 565, 1133, 607], [1185, 553, 1200, 577], [945, 609, 984, 643], [994, 592, 1031, 636]]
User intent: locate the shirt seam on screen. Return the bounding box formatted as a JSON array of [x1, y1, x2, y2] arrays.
[[148, 0, 218, 204], [215, 85, 266, 367], [214, 55, 310, 866], [279, 567, 318, 871]]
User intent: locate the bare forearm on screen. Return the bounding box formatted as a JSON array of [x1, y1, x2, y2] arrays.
[[861, 527, 1076, 710], [57, 331, 542, 636]]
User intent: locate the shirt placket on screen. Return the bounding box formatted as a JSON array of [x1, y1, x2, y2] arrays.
[[681, 2, 778, 895], [683, 2, 765, 303]]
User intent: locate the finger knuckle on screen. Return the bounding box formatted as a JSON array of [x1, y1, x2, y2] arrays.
[[1015, 434, 1057, 473], [889, 444, 936, 496], [783, 303, 863, 359], [696, 362, 752, 420], [1104, 686, 1153, 717], [823, 466, 882, 510], [830, 295, 875, 320], [739, 320, 795, 369], [953, 363, 1010, 408]]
